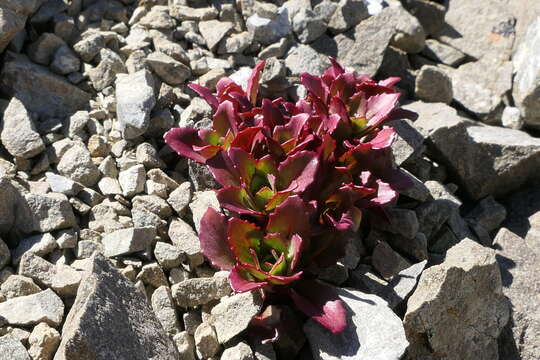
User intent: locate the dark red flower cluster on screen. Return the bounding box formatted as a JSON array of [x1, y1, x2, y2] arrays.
[[164, 59, 416, 335]]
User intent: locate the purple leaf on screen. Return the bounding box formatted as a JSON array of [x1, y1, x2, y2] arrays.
[[247, 60, 266, 105], [188, 83, 219, 111], [213, 100, 239, 137], [290, 280, 347, 334], [229, 265, 267, 292], [199, 208, 235, 270], [277, 151, 319, 192], [267, 196, 312, 239], [217, 186, 261, 215], [163, 127, 208, 163]]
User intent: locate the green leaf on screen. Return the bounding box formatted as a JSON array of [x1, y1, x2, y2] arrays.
[[227, 218, 263, 265]]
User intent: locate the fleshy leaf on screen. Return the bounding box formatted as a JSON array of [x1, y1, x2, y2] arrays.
[[217, 186, 261, 214], [287, 234, 303, 272], [213, 100, 239, 137], [163, 127, 208, 163], [277, 151, 319, 192], [229, 265, 267, 292], [247, 60, 266, 105], [290, 280, 347, 334], [366, 92, 401, 128], [267, 196, 311, 239], [227, 218, 263, 265], [228, 147, 256, 187], [199, 208, 235, 270], [188, 83, 219, 111]]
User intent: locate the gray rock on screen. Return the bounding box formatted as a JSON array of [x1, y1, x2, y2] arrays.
[[404, 239, 509, 360], [285, 42, 331, 76], [501, 106, 524, 130], [407, 101, 540, 200], [11, 232, 57, 265], [371, 241, 411, 281], [466, 196, 506, 233], [0, 53, 90, 118], [421, 39, 467, 67], [0, 6, 27, 53], [28, 322, 61, 360], [512, 17, 540, 129], [0, 97, 45, 159], [328, 0, 369, 35], [136, 263, 168, 288], [350, 261, 427, 309], [332, 9, 395, 76], [173, 332, 196, 360], [167, 181, 192, 215], [102, 227, 156, 258], [198, 20, 233, 51], [259, 38, 288, 60], [386, 2, 425, 54], [170, 4, 218, 21], [168, 217, 202, 266], [147, 52, 191, 85], [437, 0, 515, 62], [88, 48, 127, 91], [495, 228, 540, 360], [57, 144, 100, 187], [151, 286, 181, 336], [293, 8, 327, 44], [116, 69, 156, 139], [132, 195, 172, 219], [209, 291, 263, 344], [446, 59, 513, 123], [194, 322, 220, 359], [138, 7, 176, 29], [172, 272, 231, 308], [0, 237, 10, 270], [402, 0, 445, 36], [72, 33, 106, 62], [415, 65, 453, 104], [18, 253, 82, 298], [0, 274, 41, 299], [119, 164, 146, 198], [20, 193, 77, 233], [0, 177, 19, 235], [189, 191, 220, 233], [0, 336, 31, 360], [246, 8, 290, 45], [46, 172, 83, 196], [388, 119, 424, 166], [221, 342, 254, 360], [27, 32, 65, 65], [154, 242, 183, 269], [217, 32, 252, 54], [371, 208, 419, 239], [304, 286, 408, 360], [0, 289, 64, 327], [53, 253, 178, 359]]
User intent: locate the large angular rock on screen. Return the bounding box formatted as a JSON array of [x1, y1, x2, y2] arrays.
[[57, 144, 101, 187], [512, 17, 540, 129], [407, 101, 540, 199], [446, 59, 513, 124], [495, 228, 540, 360], [115, 70, 156, 139], [0, 97, 45, 159], [198, 20, 233, 51], [327, 0, 369, 35], [437, 0, 515, 62], [285, 42, 331, 76], [404, 239, 509, 360], [53, 253, 178, 359], [304, 286, 408, 360], [0, 53, 90, 118], [0, 289, 64, 327], [11, 232, 57, 265]]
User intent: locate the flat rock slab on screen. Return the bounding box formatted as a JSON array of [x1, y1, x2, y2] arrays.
[[404, 239, 509, 360], [0, 289, 64, 327], [0, 52, 90, 118], [304, 287, 408, 360], [54, 253, 178, 360], [407, 101, 540, 200]]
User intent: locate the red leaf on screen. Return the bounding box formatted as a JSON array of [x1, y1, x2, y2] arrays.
[[188, 83, 219, 111], [213, 100, 239, 137], [247, 60, 266, 105], [217, 186, 261, 215], [267, 196, 311, 239], [301, 72, 327, 101], [290, 280, 347, 334], [366, 92, 401, 128], [277, 151, 319, 192], [199, 208, 235, 270], [163, 127, 208, 163], [229, 265, 267, 292], [227, 218, 264, 265]]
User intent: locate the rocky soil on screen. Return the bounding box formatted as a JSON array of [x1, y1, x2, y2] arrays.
[[0, 0, 539, 359]]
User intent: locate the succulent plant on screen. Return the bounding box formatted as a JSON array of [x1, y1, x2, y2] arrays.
[[164, 59, 416, 339]]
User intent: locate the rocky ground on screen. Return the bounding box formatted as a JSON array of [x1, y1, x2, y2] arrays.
[[0, 0, 539, 359]]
